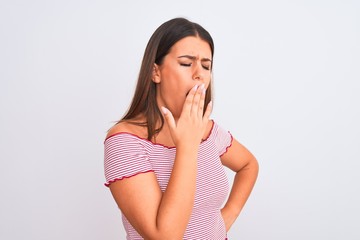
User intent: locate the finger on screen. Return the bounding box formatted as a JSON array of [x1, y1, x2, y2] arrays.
[[202, 100, 212, 122], [197, 85, 206, 117], [161, 106, 176, 130], [191, 83, 204, 116], [182, 84, 198, 115]]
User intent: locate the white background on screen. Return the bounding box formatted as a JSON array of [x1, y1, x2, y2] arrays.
[[1, 0, 359, 239]]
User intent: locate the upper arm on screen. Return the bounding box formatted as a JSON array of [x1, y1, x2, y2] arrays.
[[104, 123, 164, 239], [221, 138, 258, 172], [109, 172, 163, 238]]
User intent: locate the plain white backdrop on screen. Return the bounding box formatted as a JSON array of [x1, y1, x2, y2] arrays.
[[1, 0, 359, 239]]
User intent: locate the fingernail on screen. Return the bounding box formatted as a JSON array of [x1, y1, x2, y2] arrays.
[[208, 101, 212, 107], [200, 84, 205, 90], [161, 106, 168, 115], [193, 85, 199, 91]]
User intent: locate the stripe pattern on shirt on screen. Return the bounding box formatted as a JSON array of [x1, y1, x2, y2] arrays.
[[104, 121, 233, 240]]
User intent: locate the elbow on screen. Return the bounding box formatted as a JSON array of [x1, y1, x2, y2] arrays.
[[254, 158, 260, 179], [250, 156, 259, 179], [236, 156, 259, 175], [253, 156, 259, 173]]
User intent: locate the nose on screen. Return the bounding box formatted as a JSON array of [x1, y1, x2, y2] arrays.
[[192, 63, 203, 81], [193, 73, 203, 81]]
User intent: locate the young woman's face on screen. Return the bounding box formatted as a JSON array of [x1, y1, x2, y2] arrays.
[[154, 36, 212, 119]]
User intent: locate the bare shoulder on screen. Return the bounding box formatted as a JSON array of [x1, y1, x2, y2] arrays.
[[106, 121, 130, 138], [106, 119, 148, 140]]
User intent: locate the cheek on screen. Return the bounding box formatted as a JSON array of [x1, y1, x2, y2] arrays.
[[169, 73, 191, 90], [161, 67, 197, 94], [161, 78, 188, 98]]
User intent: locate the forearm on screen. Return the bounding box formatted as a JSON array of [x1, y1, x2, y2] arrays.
[[222, 159, 259, 230], [152, 84, 210, 238], [155, 145, 198, 238]]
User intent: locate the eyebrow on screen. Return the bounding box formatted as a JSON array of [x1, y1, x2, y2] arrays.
[[177, 55, 212, 62]]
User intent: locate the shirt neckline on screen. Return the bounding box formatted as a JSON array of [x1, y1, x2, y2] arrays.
[[104, 120, 215, 149]]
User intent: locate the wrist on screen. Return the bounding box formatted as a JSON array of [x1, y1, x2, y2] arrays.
[[176, 143, 199, 154], [221, 205, 239, 232]]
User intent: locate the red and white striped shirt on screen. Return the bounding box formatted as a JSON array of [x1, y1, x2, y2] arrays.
[[104, 121, 233, 239]]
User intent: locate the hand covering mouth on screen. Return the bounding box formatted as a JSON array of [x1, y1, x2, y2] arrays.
[[185, 85, 206, 96]]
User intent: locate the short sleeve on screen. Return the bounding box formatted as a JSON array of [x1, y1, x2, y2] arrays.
[[213, 122, 233, 157], [104, 133, 153, 187]]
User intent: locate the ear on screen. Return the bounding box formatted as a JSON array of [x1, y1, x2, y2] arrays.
[[152, 64, 161, 83]]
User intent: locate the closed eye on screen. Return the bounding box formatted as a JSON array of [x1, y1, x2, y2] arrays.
[[202, 65, 210, 70], [180, 63, 192, 67]]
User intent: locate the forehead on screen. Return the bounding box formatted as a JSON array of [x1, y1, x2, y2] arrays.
[[169, 36, 212, 58]]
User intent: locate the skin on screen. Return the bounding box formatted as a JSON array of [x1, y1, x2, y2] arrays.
[[107, 36, 259, 239]]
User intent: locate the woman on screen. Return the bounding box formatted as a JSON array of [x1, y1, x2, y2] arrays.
[[104, 18, 259, 239]]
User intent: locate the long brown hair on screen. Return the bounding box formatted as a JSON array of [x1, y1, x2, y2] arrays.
[[118, 18, 214, 140]]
